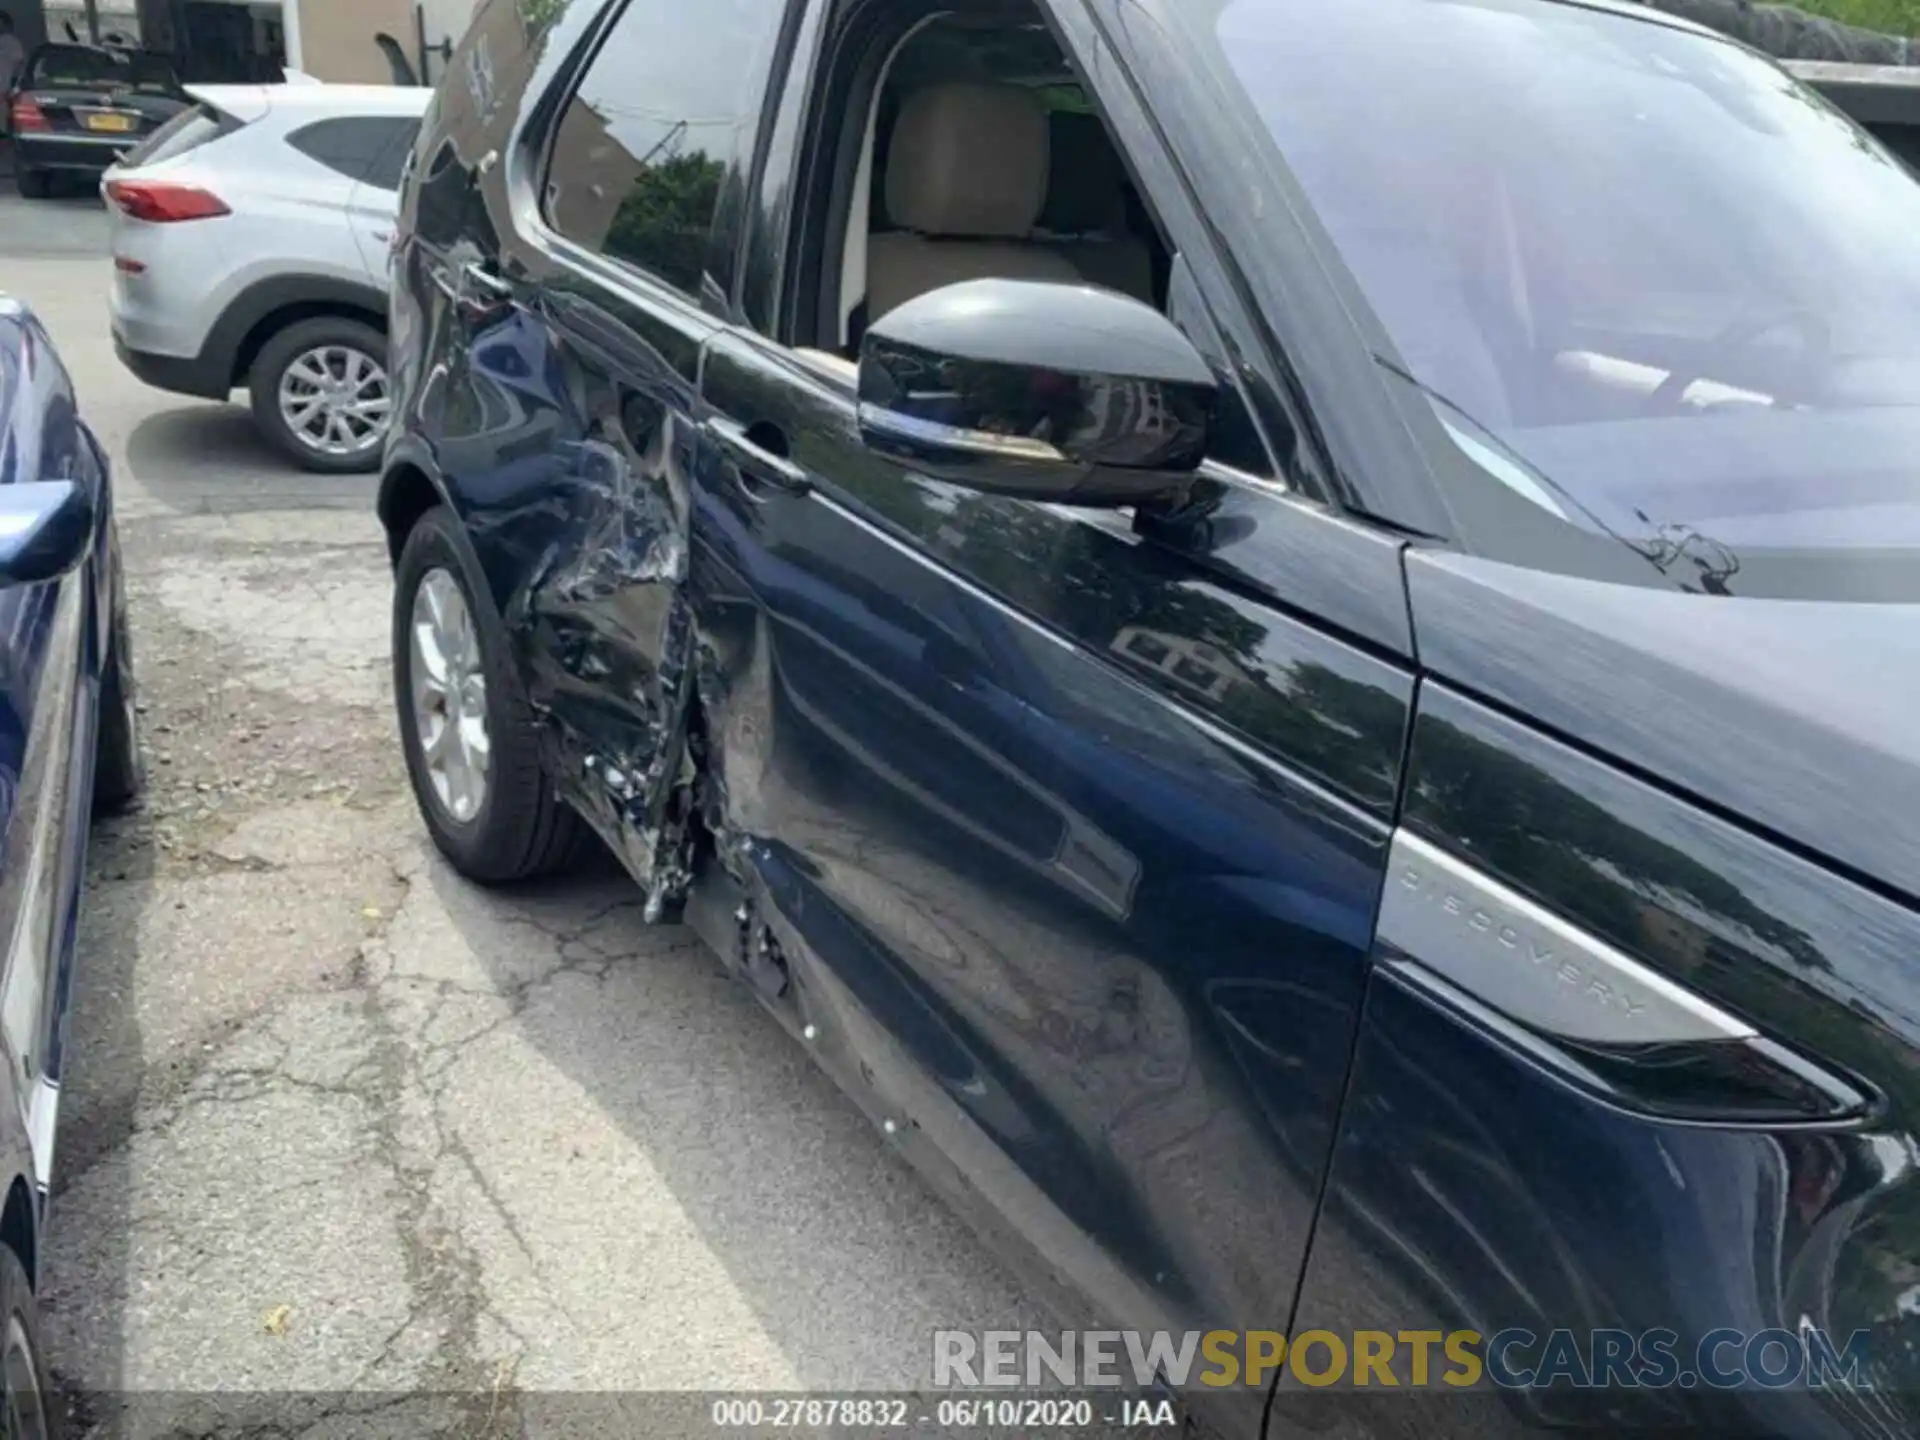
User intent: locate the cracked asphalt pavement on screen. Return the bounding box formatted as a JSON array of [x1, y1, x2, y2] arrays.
[[0, 188, 1043, 1436]]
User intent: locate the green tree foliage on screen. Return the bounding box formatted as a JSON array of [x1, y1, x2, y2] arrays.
[[1796, 0, 1920, 33], [605, 152, 726, 295], [517, 0, 569, 34]]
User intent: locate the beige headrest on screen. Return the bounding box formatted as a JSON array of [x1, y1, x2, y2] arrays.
[[886, 81, 1050, 239]]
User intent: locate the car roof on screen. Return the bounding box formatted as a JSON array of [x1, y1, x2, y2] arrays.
[[1149, 0, 1739, 59], [1540, 0, 1730, 43], [186, 82, 433, 117]]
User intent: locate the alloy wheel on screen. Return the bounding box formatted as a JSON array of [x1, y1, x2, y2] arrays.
[[409, 568, 491, 824], [277, 344, 391, 459]]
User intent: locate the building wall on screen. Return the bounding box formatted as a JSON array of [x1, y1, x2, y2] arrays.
[[11, 0, 483, 86], [290, 0, 415, 82], [288, 0, 480, 85], [43, 0, 140, 47], [417, 0, 476, 53]]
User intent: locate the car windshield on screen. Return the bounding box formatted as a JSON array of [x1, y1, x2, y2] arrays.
[[1207, 0, 1920, 566], [28, 45, 177, 92]]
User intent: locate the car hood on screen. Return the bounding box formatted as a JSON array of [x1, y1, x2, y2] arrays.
[[1405, 548, 1920, 903]]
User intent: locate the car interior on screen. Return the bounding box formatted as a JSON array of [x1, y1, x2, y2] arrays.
[[793, 10, 1173, 370]]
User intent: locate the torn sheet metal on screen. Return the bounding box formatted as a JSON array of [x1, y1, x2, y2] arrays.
[[487, 327, 703, 922]]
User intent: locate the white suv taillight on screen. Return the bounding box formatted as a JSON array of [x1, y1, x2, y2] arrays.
[[104, 180, 232, 224]]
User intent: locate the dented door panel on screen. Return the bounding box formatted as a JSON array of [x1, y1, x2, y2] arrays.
[[407, 197, 715, 912], [484, 280, 713, 915], [395, 0, 729, 912], [690, 331, 1410, 1421]]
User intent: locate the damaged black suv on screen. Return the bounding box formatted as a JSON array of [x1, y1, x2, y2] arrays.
[[379, 0, 1920, 1433]]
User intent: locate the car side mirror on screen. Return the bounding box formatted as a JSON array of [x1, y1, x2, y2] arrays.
[[0, 482, 96, 587], [857, 279, 1216, 506]]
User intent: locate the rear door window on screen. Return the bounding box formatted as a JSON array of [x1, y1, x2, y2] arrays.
[[289, 116, 421, 187], [25, 46, 176, 91], [541, 0, 790, 296], [362, 119, 422, 191], [126, 51, 182, 94]]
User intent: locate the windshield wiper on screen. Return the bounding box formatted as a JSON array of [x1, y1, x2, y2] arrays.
[[1629, 512, 1743, 595]]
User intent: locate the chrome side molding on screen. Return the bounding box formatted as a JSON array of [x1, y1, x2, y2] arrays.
[[1377, 831, 1756, 1047]]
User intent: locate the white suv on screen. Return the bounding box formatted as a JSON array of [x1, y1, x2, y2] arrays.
[[106, 83, 432, 474]]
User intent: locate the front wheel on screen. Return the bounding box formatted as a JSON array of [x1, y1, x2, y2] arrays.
[[249, 317, 391, 475], [393, 506, 587, 883]]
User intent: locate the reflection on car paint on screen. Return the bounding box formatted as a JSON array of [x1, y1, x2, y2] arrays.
[[1287, 682, 1920, 1432]]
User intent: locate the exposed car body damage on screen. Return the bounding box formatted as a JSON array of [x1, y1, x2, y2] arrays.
[[513, 411, 698, 919], [432, 289, 704, 920], [382, 0, 723, 919]]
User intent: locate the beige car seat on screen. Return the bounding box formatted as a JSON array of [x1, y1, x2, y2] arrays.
[[865, 80, 1082, 323]]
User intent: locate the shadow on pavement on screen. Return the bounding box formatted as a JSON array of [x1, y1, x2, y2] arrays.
[[416, 848, 1044, 1401], [0, 139, 105, 203], [18, 186, 102, 207], [48, 800, 159, 1424], [125, 407, 377, 514]]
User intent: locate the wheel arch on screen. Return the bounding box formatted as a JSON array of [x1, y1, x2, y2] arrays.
[[232, 300, 388, 391], [378, 455, 448, 568], [205, 275, 390, 391], [1, 1178, 37, 1292]]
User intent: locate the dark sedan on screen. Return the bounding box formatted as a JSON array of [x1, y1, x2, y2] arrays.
[[7, 44, 187, 198], [0, 294, 142, 1430], [380, 0, 1920, 1432]]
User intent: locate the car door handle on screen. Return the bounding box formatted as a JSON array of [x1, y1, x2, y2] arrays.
[[701, 416, 813, 498], [428, 258, 512, 312], [428, 264, 514, 324], [461, 260, 511, 297]]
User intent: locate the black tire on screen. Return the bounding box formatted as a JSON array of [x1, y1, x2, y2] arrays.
[[248, 316, 389, 476], [393, 506, 587, 883], [15, 168, 50, 200], [93, 555, 144, 817], [0, 1243, 54, 1440]]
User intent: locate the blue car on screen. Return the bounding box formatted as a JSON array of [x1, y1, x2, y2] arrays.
[[0, 296, 142, 1432], [383, 0, 1920, 1432]]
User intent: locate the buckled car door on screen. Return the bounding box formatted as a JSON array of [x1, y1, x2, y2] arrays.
[[405, 0, 780, 914]]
